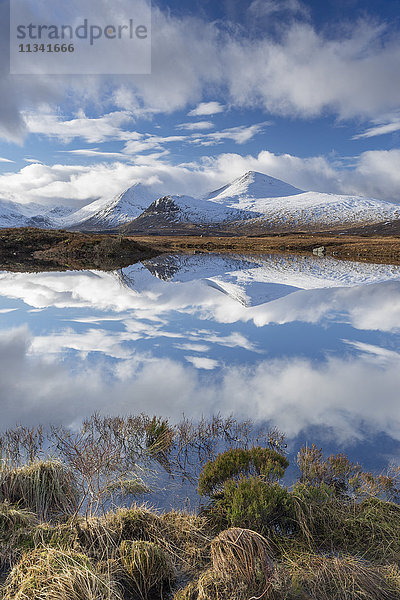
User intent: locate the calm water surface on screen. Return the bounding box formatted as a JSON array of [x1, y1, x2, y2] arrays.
[[1, 252, 400, 478]]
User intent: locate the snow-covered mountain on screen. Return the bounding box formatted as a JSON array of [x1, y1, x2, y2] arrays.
[[122, 194, 259, 233], [2, 170, 400, 233], [205, 171, 400, 230], [0, 198, 58, 229], [61, 183, 159, 231], [121, 171, 400, 233]]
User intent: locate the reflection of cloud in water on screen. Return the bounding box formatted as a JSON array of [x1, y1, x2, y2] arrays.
[[0, 326, 399, 444], [0, 259, 400, 333], [0, 253, 400, 448]]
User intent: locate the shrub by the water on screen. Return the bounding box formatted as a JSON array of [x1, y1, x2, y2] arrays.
[[198, 446, 289, 497], [215, 477, 296, 536]]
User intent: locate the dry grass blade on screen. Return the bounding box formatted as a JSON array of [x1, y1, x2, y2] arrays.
[[211, 527, 274, 584]]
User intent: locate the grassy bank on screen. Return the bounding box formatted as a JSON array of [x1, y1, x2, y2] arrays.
[[0, 415, 400, 599], [131, 233, 400, 265], [2, 227, 400, 271], [0, 228, 160, 271]]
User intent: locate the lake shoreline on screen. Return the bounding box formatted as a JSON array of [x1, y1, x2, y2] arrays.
[[1, 227, 400, 271]]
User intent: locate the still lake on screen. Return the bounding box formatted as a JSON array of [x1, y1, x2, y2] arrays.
[[1, 251, 400, 480]]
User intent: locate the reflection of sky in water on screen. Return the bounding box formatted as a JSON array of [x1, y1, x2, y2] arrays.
[[1, 252, 400, 474]]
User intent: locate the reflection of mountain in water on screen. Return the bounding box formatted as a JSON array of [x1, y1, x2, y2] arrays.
[[141, 253, 258, 283], [132, 253, 400, 308]]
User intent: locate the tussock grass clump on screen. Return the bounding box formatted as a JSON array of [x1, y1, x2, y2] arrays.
[[33, 521, 80, 551], [172, 568, 262, 600], [104, 506, 211, 574], [105, 505, 160, 542], [174, 551, 400, 600], [3, 547, 121, 600], [0, 502, 38, 577], [293, 490, 400, 563], [0, 460, 79, 520], [211, 527, 274, 584], [120, 540, 174, 599], [0, 502, 37, 536], [278, 552, 400, 600], [74, 517, 119, 561]]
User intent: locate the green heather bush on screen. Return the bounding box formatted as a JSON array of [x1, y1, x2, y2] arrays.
[[217, 477, 296, 536], [198, 446, 288, 497]]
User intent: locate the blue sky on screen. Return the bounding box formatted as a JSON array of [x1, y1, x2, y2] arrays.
[[0, 0, 399, 209]]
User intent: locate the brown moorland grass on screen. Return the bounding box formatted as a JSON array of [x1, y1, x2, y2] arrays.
[[2, 227, 400, 270], [3, 547, 121, 600], [131, 233, 400, 265]]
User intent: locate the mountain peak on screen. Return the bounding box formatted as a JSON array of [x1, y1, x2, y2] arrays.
[[206, 171, 304, 206]]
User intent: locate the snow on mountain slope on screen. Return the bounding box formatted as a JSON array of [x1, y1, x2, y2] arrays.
[[206, 171, 304, 206], [62, 183, 158, 230], [0, 199, 32, 228], [2, 169, 400, 232], [0, 198, 59, 228], [123, 194, 259, 233], [244, 191, 400, 229], [205, 171, 400, 229]]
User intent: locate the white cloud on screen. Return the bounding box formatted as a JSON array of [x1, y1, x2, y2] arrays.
[[192, 123, 269, 146], [0, 157, 14, 163], [1, 135, 400, 208], [249, 0, 309, 18], [353, 121, 400, 139], [23, 109, 137, 144], [185, 356, 219, 370], [1, 7, 400, 143], [187, 102, 225, 117], [60, 149, 130, 159], [353, 111, 400, 140], [177, 121, 214, 131]]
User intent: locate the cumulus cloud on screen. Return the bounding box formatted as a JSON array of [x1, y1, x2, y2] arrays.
[[1, 143, 400, 208], [177, 121, 214, 131], [187, 102, 225, 117], [23, 110, 137, 144], [1, 4, 400, 142]]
